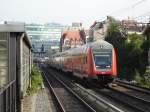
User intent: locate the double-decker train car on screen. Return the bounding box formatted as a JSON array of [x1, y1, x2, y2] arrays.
[[49, 40, 117, 84]]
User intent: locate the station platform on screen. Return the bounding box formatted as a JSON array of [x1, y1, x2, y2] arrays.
[[22, 84, 54, 112]]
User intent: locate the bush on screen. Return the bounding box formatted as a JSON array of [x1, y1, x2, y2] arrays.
[[143, 66, 150, 88], [133, 69, 142, 85], [131, 67, 150, 88], [27, 65, 43, 95]]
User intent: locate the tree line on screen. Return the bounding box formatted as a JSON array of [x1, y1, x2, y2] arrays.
[[105, 18, 150, 87]]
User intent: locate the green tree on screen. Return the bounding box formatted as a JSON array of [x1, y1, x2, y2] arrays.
[[143, 24, 150, 66], [105, 18, 147, 81], [143, 24, 150, 48], [125, 33, 146, 80], [105, 19, 126, 79]]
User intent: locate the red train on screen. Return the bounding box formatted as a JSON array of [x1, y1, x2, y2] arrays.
[[49, 40, 117, 84]]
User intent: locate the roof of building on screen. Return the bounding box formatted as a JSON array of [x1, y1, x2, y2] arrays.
[[62, 30, 81, 41], [0, 21, 25, 32], [0, 22, 32, 48], [121, 19, 138, 27]]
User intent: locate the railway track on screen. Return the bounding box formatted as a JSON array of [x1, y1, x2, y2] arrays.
[[94, 85, 150, 112], [43, 66, 150, 112], [115, 79, 150, 95], [76, 79, 148, 112], [59, 71, 150, 112], [42, 68, 95, 112], [41, 65, 124, 112], [111, 83, 150, 104]]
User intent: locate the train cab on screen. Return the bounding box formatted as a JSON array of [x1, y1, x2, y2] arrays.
[[90, 41, 117, 83]]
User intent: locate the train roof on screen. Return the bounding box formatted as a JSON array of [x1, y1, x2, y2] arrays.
[[87, 40, 113, 49], [52, 40, 113, 57]]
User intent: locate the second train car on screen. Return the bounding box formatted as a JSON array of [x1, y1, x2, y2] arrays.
[[49, 40, 117, 84]]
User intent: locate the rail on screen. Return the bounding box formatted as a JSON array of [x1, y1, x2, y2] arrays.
[[42, 71, 66, 112], [42, 68, 96, 112], [45, 67, 124, 112]]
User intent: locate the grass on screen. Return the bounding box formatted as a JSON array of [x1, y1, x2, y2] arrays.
[[27, 64, 43, 95]]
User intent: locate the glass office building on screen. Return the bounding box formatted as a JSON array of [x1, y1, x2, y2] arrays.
[[25, 23, 68, 57]]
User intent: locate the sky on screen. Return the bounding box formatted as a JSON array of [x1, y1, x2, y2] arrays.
[[0, 0, 150, 27]]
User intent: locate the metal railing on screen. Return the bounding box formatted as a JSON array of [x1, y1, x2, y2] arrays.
[[0, 80, 16, 112]]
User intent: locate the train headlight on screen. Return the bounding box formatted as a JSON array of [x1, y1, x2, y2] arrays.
[[106, 65, 110, 68]]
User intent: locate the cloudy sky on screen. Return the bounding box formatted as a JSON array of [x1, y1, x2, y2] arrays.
[[0, 0, 150, 27]]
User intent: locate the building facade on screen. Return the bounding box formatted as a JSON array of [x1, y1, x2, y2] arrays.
[[121, 19, 146, 34], [59, 22, 87, 51], [25, 23, 68, 57]]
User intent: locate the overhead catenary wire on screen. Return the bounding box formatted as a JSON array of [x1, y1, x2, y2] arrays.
[[97, 0, 148, 22], [132, 0, 147, 8], [134, 11, 150, 20], [132, 11, 150, 23], [108, 0, 148, 18], [96, 0, 148, 24]]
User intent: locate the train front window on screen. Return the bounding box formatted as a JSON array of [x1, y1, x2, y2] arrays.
[[94, 55, 111, 70]]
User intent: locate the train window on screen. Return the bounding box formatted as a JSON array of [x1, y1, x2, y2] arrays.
[[94, 54, 112, 70]]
